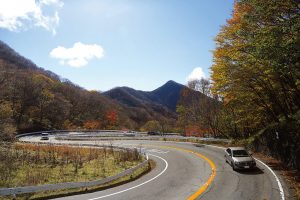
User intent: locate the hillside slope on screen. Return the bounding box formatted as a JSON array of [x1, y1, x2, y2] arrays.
[[104, 80, 185, 113], [0, 40, 176, 135]]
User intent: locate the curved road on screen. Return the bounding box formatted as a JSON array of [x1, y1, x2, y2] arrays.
[[20, 135, 293, 200]]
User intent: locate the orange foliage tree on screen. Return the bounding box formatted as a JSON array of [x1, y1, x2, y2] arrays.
[[105, 110, 118, 128], [83, 120, 102, 130]]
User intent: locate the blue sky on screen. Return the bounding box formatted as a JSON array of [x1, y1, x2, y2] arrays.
[[0, 0, 234, 91]]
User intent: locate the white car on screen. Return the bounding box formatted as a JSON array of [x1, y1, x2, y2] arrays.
[[40, 133, 49, 140], [124, 131, 135, 137], [225, 147, 256, 170]]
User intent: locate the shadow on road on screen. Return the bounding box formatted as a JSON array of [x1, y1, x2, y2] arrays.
[[236, 167, 264, 175], [194, 144, 206, 148]]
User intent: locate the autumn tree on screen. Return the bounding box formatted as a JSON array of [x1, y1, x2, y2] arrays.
[[211, 0, 300, 168], [176, 79, 222, 137], [211, 0, 300, 134], [84, 120, 102, 130], [105, 110, 118, 129], [142, 120, 161, 132], [0, 101, 16, 141]]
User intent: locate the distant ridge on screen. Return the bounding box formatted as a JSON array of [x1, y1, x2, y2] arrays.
[[0, 40, 177, 132], [0, 40, 61, 81], [104, 80, 185, 113]]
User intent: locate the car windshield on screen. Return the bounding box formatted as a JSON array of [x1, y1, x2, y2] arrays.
[[232, 150, 249, 157]]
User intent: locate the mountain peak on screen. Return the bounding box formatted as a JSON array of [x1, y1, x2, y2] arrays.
[[164, 80, 181, 86], [166, 80, 176, 84], [149, 80, 184, 111], [152, 80, 183, 93], [104, 80, 185, 112]]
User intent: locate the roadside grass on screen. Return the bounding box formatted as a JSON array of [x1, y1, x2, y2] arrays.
[[0, 142, 144, 198], [1, 159, 153, 200]]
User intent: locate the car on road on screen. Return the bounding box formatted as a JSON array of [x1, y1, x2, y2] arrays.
[[225, 147, 256, 170], [124, 131, 135, 137], [40, 133, 49, 140], [147, 131, 160, 135]]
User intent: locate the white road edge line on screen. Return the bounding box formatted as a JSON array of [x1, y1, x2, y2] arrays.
[[254, 158, 285, 200], [204, 144, 285, 200], [87, 153, 168, 200]]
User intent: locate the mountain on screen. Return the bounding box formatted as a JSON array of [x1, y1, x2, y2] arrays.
[[0, 41, 61, 80], [0, 40, 177, 134], [149, 80, 184, 111], [104, 80, 185, 113]]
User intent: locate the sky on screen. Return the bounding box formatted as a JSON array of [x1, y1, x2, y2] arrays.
[[0, 0, 234, 92]]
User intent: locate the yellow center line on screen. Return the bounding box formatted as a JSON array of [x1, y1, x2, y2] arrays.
[[143, 144, 217, 200]]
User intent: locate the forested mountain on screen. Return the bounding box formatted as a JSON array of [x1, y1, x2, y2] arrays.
[[104, 80, 184, 112], [0, 40, 177, 139], [150, 80, 184, 111]]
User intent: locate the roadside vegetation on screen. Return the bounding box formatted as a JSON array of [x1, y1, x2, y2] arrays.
[[176, 0, 300, 170], [2, 160, 153, 200], [0, 143, 143, 188], [174, 1, 299, 197]]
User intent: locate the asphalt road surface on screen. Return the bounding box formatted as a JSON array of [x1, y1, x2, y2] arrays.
[[20, 135, 293, 200]]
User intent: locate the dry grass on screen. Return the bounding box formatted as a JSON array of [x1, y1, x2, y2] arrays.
[[0, 142, 143, 188], [0, 159, 152, 200]]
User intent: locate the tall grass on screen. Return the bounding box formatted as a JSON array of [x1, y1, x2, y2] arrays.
[[0, 142, 143, 187]]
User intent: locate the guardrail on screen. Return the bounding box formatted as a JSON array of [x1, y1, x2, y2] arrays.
[[16, 129, 128, 138], [0, 160, 149, 196], [1, 131, 149, 197]]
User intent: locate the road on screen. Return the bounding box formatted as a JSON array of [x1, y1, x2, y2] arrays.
[[20, 135, 293, 200]]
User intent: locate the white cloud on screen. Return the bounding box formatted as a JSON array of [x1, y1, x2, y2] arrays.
[[50, 42, 105, 68], [0, 0, 63, 35], [187, 67, 206, 81]]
